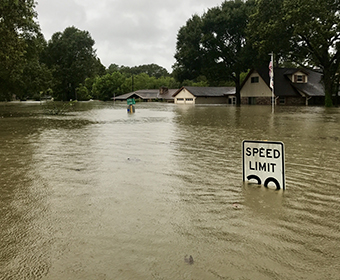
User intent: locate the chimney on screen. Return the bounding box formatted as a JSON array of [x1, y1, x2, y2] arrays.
[[160, 86, 169, 95]]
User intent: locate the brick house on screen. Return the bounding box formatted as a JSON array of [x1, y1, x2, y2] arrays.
[[240, 68, 325, 105]]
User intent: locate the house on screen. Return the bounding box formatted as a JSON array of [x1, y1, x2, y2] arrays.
[[240, 68, 325, 106], [113, 89, 159, 102], [172, 86, 236, 105], [113, 87, 177, 102]]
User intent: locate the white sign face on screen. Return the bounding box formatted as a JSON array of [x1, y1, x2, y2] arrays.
[[242, 140, 285, 190]]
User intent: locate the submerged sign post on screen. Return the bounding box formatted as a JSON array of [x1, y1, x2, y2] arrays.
[[242, 140, 285, 190], [127, 98, 136, 114]]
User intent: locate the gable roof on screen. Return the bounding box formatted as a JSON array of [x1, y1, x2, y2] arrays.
[[241, 67, 324, 97], [173, 86, 235, 97], [114, 89, 159, 100], [282, 68, 310, 76], [257, 68, 299, 97], [290, 70, 324, 97], [157, 88, 177, 100]]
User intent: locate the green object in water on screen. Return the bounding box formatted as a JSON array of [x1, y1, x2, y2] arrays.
[[127, 98, 136, 105]]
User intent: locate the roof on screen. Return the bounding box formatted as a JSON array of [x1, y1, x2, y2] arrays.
[[282, 68, 310, 75], [157, 89, 177, 100], [257, 68, 299, 97], [173, 86, 236, 97], [243, 67, 324, 97], [114, 89, 159, 100], [290, 70, 324, 97]]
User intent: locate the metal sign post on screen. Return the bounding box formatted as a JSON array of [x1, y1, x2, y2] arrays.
[[269, 52, 274, 113], [127, 98, 136, 113]]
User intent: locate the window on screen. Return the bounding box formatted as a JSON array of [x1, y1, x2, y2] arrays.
[[248, 97, 256, 105], [229, 97, 236, 105], [294, 74, 306, 83], [251, 76, 259, 83], [177, 98, 184, 101], [279, 97, 285, 104], [185, 98, 193, 101]]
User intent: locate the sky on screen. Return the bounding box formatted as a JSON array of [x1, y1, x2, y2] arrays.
[[36, 0, 222, 73]]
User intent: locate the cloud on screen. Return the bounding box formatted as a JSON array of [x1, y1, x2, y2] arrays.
[[36, 0, 222, 72]]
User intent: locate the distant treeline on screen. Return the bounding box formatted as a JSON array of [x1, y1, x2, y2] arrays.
[[1, 0, 339, 106]]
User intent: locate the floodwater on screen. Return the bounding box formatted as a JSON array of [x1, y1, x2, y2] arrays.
[[0, 101, 339, 280]]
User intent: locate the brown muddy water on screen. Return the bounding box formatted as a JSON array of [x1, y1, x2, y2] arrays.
[[0, 101, 339, 280]]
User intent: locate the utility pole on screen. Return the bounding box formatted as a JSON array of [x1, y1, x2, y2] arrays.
[[131, 75, 134, 92]]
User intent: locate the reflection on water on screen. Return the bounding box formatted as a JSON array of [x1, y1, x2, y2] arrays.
[[0, 102, 339, 279]]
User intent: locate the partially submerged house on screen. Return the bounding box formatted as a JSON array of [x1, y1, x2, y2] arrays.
[[240, 68, 325, 105], [113, 89, 159, 102], [172, 86, 236, 105], [113, 87, 176, 102]]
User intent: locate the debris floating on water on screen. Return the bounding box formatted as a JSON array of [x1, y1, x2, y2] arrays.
[[127, 157, 141, 162], [232, 202, 242, 210], [184, 255, 194, 265]]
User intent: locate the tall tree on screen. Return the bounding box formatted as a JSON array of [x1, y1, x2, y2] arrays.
[[173, 14, 204, 82], [201, 0, 255, 104], [42, 26, 102, 100], [0, 0, 40, 100], [247, 0, 289, 67], [173, 0, 255, 104], [19, 33, 53, 100], [249, 0, 340, 106]]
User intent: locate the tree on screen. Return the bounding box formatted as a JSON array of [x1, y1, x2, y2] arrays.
[[173, 14, 204, 82], [42, 26, 102, 100], [173, 0, 255, 105], [107, 63, 170, 78], [75, 83, 92, 101], [0, 0, 40, 100], [247, 0, 289, 67], [19, 33, 53, 100], [107, 64, 121, 74], [202, 0, 255, 104], [92, 72, 127, 101], [125, 73, 180, 91], [132, 64, 169, 78], [249, 0, 340, 106]]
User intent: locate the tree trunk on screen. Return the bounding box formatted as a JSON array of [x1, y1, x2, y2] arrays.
[[334, 73, 340, 107], [322, 70, 334, 107], [235, 73, 241, 106]]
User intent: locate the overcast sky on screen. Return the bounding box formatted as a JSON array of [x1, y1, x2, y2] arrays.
[[36, 0, 222, 72]]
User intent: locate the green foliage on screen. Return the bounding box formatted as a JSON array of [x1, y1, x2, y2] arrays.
[[19, 34, 53, 100], [107, 63, 170, 78], [181, 76, 209, 87], [92, 72, 127, 101], [42, 101, 77, 115], [129, 73, 179, 92], [75, 84, 92, 101], [173, 14, 203, 82], [42, 26, 103, 101], [240, 70, 250, 85], [0, 0, 41, 100], [247, 0, 288, 67]]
